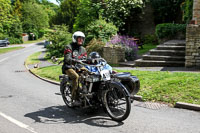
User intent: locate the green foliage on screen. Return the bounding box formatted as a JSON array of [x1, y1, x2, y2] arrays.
[[52, 0, 79, 32], [73, 0, 102, 32], [86, 38, 105, 56], [0, 33, 8, 40], [143, 34, 158, 45], [155, 23, 186, 40], [101, 0, 143, 28], [21, 2, 49, 33], [181, 0, 193, 23], [85, 19, 118, 44], [150, 0, 184, 24], [0, 0, 23, 44], [45, 25, 72, 58], [39, 0, 59, 27], [0, 0, 15, 33], [9, 37, 23, 44]]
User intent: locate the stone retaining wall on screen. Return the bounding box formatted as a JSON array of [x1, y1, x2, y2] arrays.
[[185, 24, 200, 67], [103, 46, 125, 64]]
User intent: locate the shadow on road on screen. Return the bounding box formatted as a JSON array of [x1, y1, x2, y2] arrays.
[[24, 105, 123, 127]]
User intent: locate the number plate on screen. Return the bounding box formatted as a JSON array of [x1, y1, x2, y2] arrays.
[[100, 70, 110, 80]]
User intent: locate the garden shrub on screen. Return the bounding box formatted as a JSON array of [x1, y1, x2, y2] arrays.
[[143, 34, 158, 45], [155, 23, 186, 42], [9, 37, 23, 44], [106, 35, 138, 61], [86, 38, 105, 56], [45, 25, 72, 58], [85, 19, 118, 45], [0, 33, 8, 40]]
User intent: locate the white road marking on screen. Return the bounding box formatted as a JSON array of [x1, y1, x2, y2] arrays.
[[0, 111, 38, 133], [0, 57, 9, 63]]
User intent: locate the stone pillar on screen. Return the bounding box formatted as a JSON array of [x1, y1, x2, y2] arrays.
[[192, 0, 200, 24], [185, 0, 200, 68], [185, 25, 200, 67]]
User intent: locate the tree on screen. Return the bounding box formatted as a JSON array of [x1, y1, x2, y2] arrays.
[[73, 0, 103, 32], [101, 0, 143, 29], [150, 0, 184, 24], [21, 2, 49, 34], [0, 0, 22, 41], [52, 0, 79, 32]]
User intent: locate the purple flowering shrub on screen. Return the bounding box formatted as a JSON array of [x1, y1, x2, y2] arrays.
[[106, 35, 138, 61]]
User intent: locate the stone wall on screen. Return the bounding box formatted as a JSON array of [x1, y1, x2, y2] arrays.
[[185, 24, 200, 67], [102, 46, 125, 64]]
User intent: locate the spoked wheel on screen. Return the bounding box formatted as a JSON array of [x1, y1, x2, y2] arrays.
[[60, 82, 74, 108], [103, 82, 131, 122]]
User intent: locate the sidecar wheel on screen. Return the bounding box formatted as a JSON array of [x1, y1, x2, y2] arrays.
[[103, 83, 131, 122], [60, 82, 74, 108]]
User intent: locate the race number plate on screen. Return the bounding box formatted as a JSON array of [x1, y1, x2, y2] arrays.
[[100, 70, 110, 80]]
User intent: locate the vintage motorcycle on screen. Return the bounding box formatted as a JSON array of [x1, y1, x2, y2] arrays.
[[59, 58, 140, 122]]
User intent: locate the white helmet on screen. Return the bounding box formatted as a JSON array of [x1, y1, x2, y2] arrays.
[[72, 31, 85, 43]]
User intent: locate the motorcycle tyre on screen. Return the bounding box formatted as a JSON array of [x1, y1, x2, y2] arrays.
[[103, 82, 131, 122], [60, 81, 74, 108]]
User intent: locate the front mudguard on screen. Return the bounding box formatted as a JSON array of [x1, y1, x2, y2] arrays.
[[107, 81, 131, 97], [112, 72, 140, 96], [59, 74, 69, 93]]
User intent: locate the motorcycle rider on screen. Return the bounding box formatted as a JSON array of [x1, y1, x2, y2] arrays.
[[62, 31, 87, 106]]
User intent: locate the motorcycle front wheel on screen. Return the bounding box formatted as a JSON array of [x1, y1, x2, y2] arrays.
[[60, 82, 74, 108], [103, 82, 131, 122]]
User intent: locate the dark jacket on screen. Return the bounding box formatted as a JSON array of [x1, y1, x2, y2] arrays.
[[62, 42, 87, 73]]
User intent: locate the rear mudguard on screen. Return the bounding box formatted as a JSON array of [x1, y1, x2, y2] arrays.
[[112, 72, 140, 96]]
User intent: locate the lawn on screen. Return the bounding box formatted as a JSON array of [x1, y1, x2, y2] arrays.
[[0, 47, 24, 54], [25, 51, 42, 65], [138, 43, 157, 55]]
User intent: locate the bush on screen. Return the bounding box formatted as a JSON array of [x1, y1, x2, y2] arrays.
[[9, 37, 23, 44], [143, 34, 158, 45], [106, 35, 138, 61], [85, 19, 118, 45], [0, 33, 8, 40], [155, 23, 186, 42], [86, 38, 105, 56], [38, 29, 46, 38], [45, 25, 72, 58]]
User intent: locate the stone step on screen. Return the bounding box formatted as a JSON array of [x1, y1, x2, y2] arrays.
[[135, 59, 185, 67], [118, 61, 135, 67], [163, 40, 186, 46], [157, 45, 185, 50], [142, 55, 185, 61], [150, 49, 185, 56]]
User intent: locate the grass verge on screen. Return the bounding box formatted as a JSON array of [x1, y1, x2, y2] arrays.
[[30, 64, 200, 106], [0, 47, 24, 54], [25, 51, 41, 65], [31, 65, 62, 81], [117, 69, 200, 106]]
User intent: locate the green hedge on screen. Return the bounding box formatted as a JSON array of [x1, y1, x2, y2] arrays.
[[155, 23, 186, 41]]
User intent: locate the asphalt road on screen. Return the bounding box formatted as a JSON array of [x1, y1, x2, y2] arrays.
[[0, 42, 200, 133]]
